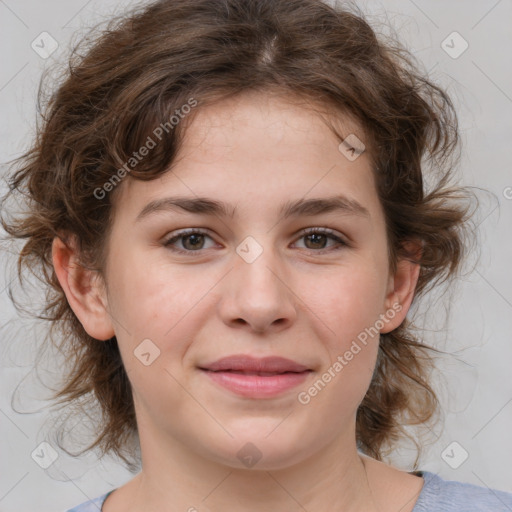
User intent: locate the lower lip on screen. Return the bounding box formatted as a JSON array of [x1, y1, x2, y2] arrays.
[[201, 370, 312, 398]]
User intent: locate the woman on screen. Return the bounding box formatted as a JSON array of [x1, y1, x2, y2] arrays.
[[2, 0, 511, 510]]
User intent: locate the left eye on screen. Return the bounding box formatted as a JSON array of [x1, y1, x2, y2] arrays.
[[294, 228, 347, 252], [163, 228, 347, 254]]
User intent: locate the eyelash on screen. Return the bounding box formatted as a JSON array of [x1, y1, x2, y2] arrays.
[[162, 227, 348, 255]]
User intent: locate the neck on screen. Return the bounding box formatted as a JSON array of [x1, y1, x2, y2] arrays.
[[123, 413, 379, 512]]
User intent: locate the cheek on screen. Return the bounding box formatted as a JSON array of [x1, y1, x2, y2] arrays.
[[311, 265, 386, 344], [107, 246, 196, 331], [106, 255, 212, 370], [302, 264, 384, 400], [106, 261, 203, 410]]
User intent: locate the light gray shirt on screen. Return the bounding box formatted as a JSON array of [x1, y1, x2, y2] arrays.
[[64, 470, 512, 511]]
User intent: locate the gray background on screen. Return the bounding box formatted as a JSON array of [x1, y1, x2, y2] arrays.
[[1, 1, 511, 511]]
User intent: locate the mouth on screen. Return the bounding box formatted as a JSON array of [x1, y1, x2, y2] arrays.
[[199, 367, 313, 398], [197, 354, 314, 398], [199, 354, 312, 373], [201, 369, 311, 376]]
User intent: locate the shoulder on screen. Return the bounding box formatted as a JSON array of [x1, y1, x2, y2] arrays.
[[414, 471, 512, 512], [64, 490, 114, 512]]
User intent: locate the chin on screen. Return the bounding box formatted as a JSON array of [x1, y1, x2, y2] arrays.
[[206, 426, 316, 471]]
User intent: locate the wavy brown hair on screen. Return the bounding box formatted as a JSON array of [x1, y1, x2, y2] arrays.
[[1, 0, 478, 471]]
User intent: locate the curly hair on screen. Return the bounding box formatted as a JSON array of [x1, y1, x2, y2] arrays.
[[1, 0, 478, 471]]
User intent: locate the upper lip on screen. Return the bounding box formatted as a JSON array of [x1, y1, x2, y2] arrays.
[[199, 355, 311, 373]]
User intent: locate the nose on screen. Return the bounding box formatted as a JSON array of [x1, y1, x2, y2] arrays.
[[218, 243, 297, 334]]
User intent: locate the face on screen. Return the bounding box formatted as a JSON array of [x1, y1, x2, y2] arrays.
[[57, 90, 418, 471]]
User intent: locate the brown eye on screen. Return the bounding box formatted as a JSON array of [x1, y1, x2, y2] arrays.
[[163, 229, 216, 253], [180, 233, 206, 250], [294, 228, 348, 253], [304, 232, 329, 250]]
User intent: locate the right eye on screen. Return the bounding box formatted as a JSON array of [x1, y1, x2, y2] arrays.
[[162, 228, 218, 254]]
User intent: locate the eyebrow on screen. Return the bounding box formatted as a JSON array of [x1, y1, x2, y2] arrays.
[[135, 194, 370, 222]]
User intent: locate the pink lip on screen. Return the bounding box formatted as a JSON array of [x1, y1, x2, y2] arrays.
[[200, 355, 311, 373], [201, 369, 312, 398], [198, 355, 312, 398]]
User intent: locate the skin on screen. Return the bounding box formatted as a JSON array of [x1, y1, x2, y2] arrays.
[[53, 90, 425, 512]]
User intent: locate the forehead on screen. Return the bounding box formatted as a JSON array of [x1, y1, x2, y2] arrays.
[[116, 91, 380, 222], [178, 90, 364, 162]]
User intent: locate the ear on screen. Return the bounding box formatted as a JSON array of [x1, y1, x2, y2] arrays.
[[52, 234, 115, 340], [380, 240, 422, 334]]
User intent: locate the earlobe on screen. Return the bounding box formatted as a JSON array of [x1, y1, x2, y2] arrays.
[[52, 235, 115, 340], [380, 240, 422, 334]]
